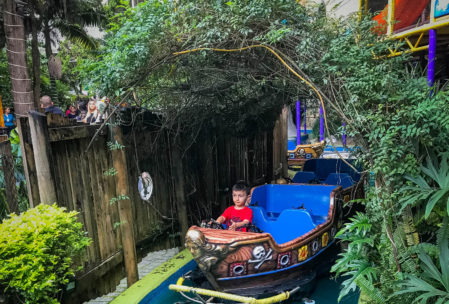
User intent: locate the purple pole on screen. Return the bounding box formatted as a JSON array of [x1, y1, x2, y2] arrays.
[[428, 29, 436, 88], [320, 106, 324, 141], [303, 101, 307, 134], [296, 100, 301, 145], [342, 122, 346, 146]]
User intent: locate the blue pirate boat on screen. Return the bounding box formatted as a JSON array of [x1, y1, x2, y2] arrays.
[[179, 158, 364, 298], [292, 158, 365, 206]]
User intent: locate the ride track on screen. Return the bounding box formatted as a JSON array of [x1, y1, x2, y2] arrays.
[[173, 45, 359, 173]]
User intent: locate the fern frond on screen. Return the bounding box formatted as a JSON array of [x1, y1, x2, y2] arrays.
[[356, 276, 386, 304], [395, 218, 449, 301], [436, 216, 449, 246]]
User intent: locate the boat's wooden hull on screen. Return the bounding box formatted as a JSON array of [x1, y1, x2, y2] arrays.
[[185, 188, 343, 296], [217, 241, 339, 295]]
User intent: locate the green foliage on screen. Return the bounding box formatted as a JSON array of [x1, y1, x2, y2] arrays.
[[0, 204, 90, 303], [0, 49, 12, 106], [109, 194, 130, 205], [80, 0, 325, 136], [332, 213, 384, 302], [103, 167, 118, 176], [317, 16, 449, 303], [401, 155, 449, 219], [0, 130, 29, 220], [107, 140, 125, 151], [26, 0, 105, 49], [395, 217, 449, 303], [58, 40, 98, 97], [81, 0, 171, 94], [38, 49, 73, 107], [103, 0, 132, 32]]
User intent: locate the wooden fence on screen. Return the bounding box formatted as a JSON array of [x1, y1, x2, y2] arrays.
[[17, 111, 279, 303]]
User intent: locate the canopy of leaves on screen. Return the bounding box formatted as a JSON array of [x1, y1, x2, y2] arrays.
[[81, 0, 339, 135], [0, 49, 12, 106]]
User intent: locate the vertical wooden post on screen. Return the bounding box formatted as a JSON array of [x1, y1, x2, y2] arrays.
[[28, 111, 56, 204], [111, 126, 138, 287], [0, 139, 19, 213], [387, 0, 395, 35], [430, 0, 436, 23], [170, 141, 189, 245], [272, 106, 288, 178], [280, 106, 288, 177], [19, 117, 40, 207]]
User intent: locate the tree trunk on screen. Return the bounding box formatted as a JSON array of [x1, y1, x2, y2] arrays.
[[31, 15, 41, 108], [43, 21, 58, 103], [3, 0, 36, 206], [3, 0, 34, 116]]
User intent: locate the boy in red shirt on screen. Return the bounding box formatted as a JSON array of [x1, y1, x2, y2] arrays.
[[213, 182, 253, 232]]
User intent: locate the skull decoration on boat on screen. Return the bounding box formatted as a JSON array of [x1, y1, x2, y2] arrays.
[[249, 246, 273, 270]]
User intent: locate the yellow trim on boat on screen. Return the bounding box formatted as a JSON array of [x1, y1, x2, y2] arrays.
[[169, 279, 292, 304]]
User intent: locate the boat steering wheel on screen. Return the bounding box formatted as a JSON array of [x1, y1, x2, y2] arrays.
[[201, 219, 225, 230]]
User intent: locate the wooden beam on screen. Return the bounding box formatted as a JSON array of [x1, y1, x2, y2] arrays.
[[48, 125, 103, 142], [272, 105, 288, 179], [387, 0, 395, 35], [28, 111, 57, 204], [111, 125, 139, 287], [46, 113, 76, 127], [18, 118, 40, 207], [280, 105, 288, 178]]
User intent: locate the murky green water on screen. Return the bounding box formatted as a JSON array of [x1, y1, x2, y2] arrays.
[[151, 275, 359, 304]]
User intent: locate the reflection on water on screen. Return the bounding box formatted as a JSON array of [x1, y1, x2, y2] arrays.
[[291, 276, 359, 304]]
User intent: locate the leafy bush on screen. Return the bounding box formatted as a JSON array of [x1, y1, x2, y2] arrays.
[[401, 155, 449, 219], [0, 204, 91, 303], [0, 129, 29, 220], [395, 217, 449, 303], [332, 213, 385, 303]]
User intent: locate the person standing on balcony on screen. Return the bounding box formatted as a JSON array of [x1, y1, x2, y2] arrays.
[[40, 95, 63, 115], [3, 107, 15, 136]]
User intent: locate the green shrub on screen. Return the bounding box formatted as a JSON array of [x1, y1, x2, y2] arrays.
[[0, 204, 91, 303]]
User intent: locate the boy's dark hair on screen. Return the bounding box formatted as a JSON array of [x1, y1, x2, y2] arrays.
[[232, 181, 250, 194]]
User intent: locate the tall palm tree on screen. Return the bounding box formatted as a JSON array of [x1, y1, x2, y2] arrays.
[[26, 0, 105, 104], [2, 0, 34, 116], [3, 0, 36, 206]]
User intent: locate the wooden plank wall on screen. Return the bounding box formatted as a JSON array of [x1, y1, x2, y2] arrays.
[[43, 117, 274, 302]]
